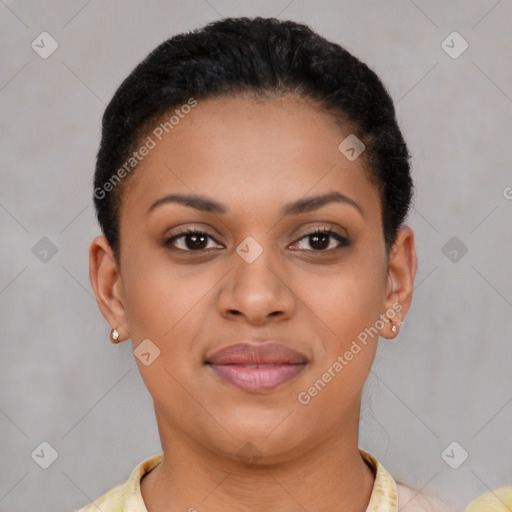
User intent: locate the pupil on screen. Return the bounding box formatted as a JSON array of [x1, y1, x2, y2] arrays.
[[186, 233, 207, 250], [311, 233, 329, 250]]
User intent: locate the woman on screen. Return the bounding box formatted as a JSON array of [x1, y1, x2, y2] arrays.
[[81, 16, 451, 512]]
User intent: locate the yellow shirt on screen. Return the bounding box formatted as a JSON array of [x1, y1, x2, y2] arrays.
[[75, 449, 449, 511], [465, 487, 512, 511]]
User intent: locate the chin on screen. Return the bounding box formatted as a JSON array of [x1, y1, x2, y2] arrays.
[[215, 417, 309, 464]]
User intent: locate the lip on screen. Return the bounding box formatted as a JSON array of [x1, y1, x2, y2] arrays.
[[205, 342, 308, 393]]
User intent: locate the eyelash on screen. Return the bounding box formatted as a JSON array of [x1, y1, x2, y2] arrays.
[[163, 226, 350, 254]]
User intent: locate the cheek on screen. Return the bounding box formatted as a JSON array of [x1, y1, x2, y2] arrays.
[[295, 269, 385, 413], [119, 256, 206, 402], [120, 250, 183, 343], [120, 250, 216, 371], [299, 259, 387, 344], [121, 261, 164, 339]]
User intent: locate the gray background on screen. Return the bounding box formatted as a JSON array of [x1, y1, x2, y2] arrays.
[[1, 1, 511, 511]]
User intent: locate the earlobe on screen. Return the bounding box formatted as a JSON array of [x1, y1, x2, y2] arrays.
[[89, 235, 130, 342], [382, 226, 418, 339]]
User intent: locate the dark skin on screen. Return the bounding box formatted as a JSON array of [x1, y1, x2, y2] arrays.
[[89, 94, 417, 511]]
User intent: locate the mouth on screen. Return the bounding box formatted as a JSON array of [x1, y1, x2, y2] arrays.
[[205, 342, 308, 393]]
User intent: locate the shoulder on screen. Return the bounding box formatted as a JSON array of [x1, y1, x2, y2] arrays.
[[396, 482, 453, 512]]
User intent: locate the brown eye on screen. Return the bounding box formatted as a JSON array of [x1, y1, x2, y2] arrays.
[[164, 229, 223, 252], [290, 228, 350, 252]]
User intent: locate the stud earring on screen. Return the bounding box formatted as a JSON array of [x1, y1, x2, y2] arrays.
[[110, 328, 120, 344], [391, 325, 397, 334]]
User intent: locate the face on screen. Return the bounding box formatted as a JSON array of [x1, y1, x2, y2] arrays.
[[90, 94, 416, 464]]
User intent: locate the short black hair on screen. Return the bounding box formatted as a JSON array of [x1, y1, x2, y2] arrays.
[[93, 16, 413, 263]]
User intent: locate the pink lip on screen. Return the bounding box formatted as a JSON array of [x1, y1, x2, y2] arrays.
[[205, 342, 308, 393]]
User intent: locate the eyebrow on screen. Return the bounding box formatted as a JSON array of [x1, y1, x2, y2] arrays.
[[147, 191, 363, 217]]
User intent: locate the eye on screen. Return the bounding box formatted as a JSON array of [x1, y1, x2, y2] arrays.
[[163, 228, 223, 252], [289, 227, 350, 252], [163, 226, 350, 254]]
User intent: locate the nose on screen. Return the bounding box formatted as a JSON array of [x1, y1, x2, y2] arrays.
[[217, 243, 296, 325]]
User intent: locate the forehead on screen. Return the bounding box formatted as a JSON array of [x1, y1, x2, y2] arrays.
[[119, 94, 381, 222]]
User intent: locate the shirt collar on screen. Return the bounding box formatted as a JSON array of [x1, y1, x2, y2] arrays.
[[360, 448, 398, 511], [119, 449, 398, 512]]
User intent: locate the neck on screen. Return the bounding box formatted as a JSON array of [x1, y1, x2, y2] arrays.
[[141, 414, 376, 512]]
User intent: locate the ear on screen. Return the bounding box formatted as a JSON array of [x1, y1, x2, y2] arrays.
[[381, 225, 418, 339], [89, 235, 130, 342]]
